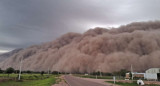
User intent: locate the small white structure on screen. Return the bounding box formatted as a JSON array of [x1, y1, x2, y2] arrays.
[[145, 68, 160, 80], [84, 73, 88, 76], [137, 79, 144, 85]]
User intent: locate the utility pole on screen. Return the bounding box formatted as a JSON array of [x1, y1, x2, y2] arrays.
[[113, 76, 116, 84], [100, 69, 102, 77], [18, 56, 23, 80], [131, 64, 133, 80]]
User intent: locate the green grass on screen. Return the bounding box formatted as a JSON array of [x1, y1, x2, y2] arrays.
[[106, 81, 160, 86], [0, 74, 17, 78], [0, 74, 51, 80], [0, 74, 57, 86], [106, 81, 138, 86]]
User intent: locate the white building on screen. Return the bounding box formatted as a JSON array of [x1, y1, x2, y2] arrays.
[[145, 68, 160, 80], [125, 72, 145, 79]]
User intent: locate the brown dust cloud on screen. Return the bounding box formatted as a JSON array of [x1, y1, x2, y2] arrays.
[[1, 21, 160, 73]]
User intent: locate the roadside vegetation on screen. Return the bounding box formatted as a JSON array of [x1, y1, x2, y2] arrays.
[[74, 69, 128, 80], [106, 81, 160, 86], [75, 74, 114, 79], [0, 67, 59, 86], [0, 75, 56, 86]]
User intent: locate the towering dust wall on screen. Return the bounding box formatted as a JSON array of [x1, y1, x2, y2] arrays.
[[0, 21, 160, 73]]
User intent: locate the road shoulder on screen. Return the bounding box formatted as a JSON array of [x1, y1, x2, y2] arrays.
[[52, 75, 69, 86]]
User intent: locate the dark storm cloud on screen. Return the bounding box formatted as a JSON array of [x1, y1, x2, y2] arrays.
[[0, 0, 160, 52]]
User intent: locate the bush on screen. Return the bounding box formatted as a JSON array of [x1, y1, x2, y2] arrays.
[[5, 67, 15, 77], [0, 68, 3, 73]]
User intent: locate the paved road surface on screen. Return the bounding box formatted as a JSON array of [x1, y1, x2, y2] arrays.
[[64, 75, 108, 86]]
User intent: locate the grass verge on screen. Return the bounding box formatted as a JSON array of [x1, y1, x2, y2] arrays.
[[106, 81, 160, 86], [0, 74, 57, 86]]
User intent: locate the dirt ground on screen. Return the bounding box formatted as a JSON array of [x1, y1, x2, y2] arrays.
[[105, 79, 160, 85], [144, 81, 160, 85], [52, 75, 69, 86]]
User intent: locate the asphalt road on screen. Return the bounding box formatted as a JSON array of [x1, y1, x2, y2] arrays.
[[64, 75, 108, 86]]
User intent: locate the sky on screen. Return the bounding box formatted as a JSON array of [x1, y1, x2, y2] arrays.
[[0, 0, 160, 53]]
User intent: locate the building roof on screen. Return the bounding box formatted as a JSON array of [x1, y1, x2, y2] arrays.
[[146, 68, 160, 73], [146, 68, 160, 71]]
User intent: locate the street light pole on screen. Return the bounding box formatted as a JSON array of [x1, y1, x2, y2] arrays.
[[131, 64, 133, 80], [18, 56, 23, 80]]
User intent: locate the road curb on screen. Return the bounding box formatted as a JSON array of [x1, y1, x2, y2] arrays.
[[64, 75, 72, 86]]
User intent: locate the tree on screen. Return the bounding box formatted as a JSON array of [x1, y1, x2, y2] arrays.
[[26, 70, 32, 74], [129, 72, 132, 79], [41, 71, 44, 76], [6, 67, 15, 77], [52, 71, 59, 75], [15, 70, 19, 74], [0, 68, 3, 73], [119, 69, 128, 77]]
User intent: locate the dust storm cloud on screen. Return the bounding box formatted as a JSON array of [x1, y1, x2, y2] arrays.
[[0, 21, 160, 73]]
